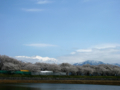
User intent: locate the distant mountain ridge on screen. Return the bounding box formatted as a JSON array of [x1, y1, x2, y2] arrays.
[[74, 60, 120, 66]]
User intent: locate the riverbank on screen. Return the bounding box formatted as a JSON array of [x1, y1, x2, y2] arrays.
[[0, 75, 120, 85], [0, 74, 120, 79], [0, 80, 120, 85]]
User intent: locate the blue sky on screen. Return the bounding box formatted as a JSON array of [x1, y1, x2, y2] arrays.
[[0, 0, 120, 64]]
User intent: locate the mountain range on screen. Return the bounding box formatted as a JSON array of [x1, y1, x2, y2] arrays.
[[73, 60, 120, 66]]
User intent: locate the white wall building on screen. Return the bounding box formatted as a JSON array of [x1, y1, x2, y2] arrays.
[[31, 71, 66, 75]]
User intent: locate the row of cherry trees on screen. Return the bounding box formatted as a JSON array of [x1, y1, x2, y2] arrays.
[[0, 55, 120, 76]]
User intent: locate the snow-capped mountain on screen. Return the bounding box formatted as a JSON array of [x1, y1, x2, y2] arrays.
[[113, 63, 120, 67], [74, 60, 120, 66], [74, 60, 105, 66]]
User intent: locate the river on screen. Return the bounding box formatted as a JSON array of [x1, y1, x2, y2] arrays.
[[0, 83, 120, 90]]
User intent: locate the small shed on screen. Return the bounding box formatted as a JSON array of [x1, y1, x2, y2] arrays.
[[31, 72, 40, 75], [53, 72, 66, 75], [40, 71, 53, 75]]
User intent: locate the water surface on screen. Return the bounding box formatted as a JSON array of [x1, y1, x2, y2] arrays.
[[0, 83, 120, 90]]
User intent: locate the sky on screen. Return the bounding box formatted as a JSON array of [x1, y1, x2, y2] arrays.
[[0, 0, 120, 64]]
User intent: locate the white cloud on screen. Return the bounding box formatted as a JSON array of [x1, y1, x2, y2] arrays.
[[70, 52, 76, 55], [76, 49, 92, 52], [15, 56, 57, 63], [93, 44, 120, 49], [57, 44, 120, 64], [22, 8, 44, 12], [37, 0, 51, 4], [24, 43, 57, 47]]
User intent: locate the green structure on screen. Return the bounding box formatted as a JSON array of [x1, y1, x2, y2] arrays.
[[0, 70, 13, 74], [0, 70, 9, 74], [12, 71, 31, 75]]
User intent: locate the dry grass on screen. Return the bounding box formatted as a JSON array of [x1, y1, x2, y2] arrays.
[[0, 80, 120, 85]]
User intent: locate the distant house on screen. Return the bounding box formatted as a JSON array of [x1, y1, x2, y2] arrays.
[[31, 71, 66, 75], [53, 72, 66, 75], [31, 72, 40, 75], [31, 71, 53, 75], [40, 71, 53, 75]]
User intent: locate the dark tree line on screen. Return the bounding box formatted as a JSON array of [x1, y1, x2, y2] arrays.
[[0, 55, 120, 76]]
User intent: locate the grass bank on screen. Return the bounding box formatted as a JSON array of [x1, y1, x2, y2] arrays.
[[0, 74, 120, 79], [0, 74, 120, 85], [0, 80, 120, 85]]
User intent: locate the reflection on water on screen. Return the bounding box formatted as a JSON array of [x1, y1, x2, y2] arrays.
[[0, 84, 39, 90], [0, 83, 120, 90]]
